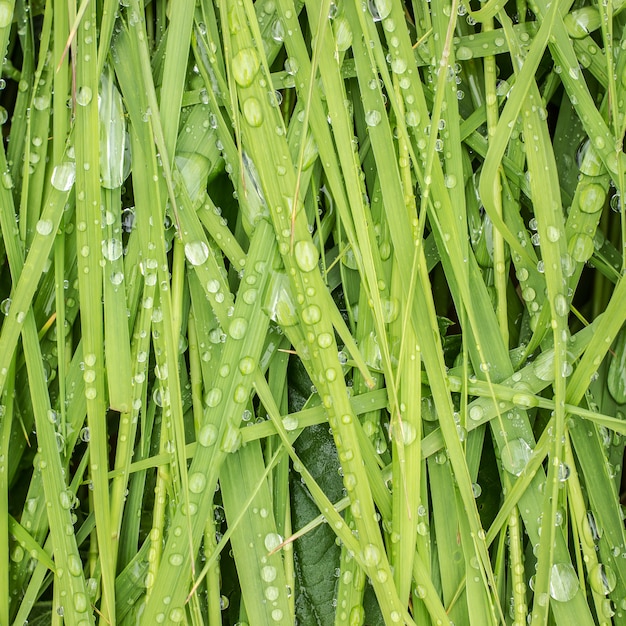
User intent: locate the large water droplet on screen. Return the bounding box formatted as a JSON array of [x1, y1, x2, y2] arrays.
[[333, 15, 352, 51], [501, 438, 533, 476], [36, 219, 54, 236], [189, 472, 207, 494], [589, 563, 616, 595], [101, 238, 123, 261], [400, 421, 417, 445], [369, 0, 391, 21], [261, 565, 277, 582], [238, 356, 256, 375], [301, 304, 321, 325], [232, 48, 260, 87], [67, 554, 82, 576], [0, 1, 13, 28], [205, 387, 223, 408], [264, 532, 283, 552], [362, 544, 381, 567], [184, 241, 209, 266], [229, 317, 248, 339], [579, 183, 606, 214], [76, 86, 93, 106], [550, 562, 579, 602], [533, 351, 555, 381], [553, 294, 568, 317], [243, 97, 263, 127], [197, 423, 218, 447], [294, 240, 319, 272], [220, 422, 242, 453], [73, 592, 88, 613], [365, 110, 382, 127], [51, 162, 76, 191]]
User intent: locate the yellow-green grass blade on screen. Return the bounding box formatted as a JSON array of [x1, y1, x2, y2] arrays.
[[73, 2, 116, 619], [220, 441, 292, 625]]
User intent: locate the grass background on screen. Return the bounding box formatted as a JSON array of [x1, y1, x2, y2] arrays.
[[1, 0, 626, 624]]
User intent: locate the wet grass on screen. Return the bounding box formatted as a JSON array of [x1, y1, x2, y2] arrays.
[[1, 0, 626, 624]]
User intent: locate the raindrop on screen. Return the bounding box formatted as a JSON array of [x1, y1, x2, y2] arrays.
[[301, 304, 321, 325], [229, 317, 248, 339], [197, 424, 218, 447], [579, 183, 606, 214], [184, 241, 209, 266], [264, 532, 283, 552], [294, 240, 319, 272], [232, 48, 260, 87], [368, 0, 391, 21], [501, 438, 533, 476], [549, 562, 579, 602], [270, 19, 284, 42], [36, 219, 54, 236], [0, 2, 12, 28], [243, 97, 263, 127], [101, 238, 123, 261], [76, 86, 93, 106], [51, 162, 76, 191], [365, 110, 382, 127], [220, 422, 242, 453], [362, 543, 381, 567], [189, 472, 207, 494]]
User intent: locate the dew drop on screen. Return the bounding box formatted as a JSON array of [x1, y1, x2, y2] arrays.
[[264, 532, 283, 552], [362, 544, 381, 567], [197, 424, 218, 447], [333, 15, 352, 51], [365, 110, 382, 127], [184, 241, 209, 266], [232, 48, 260, 87], [76, 86, 93, 106], [238, 356, 255, 375], [51, 162, 76, 191], [36, 219, 54, 236], [0, 1, 12, 27], [243, 97, 263, 127], [271, 19, 284, 42], [370, 0, 391, 20], [400, 421, 417, 445], [229, 317, 248, 339], [73, 592, 88, 613], [101, 238, 123, 261], [570, 233, 594, 262], [444, 174, 457, 189], [261, 565, 277, 582], [546, 225, 560, 242], [294, 240, 319, 272], [317, 332, 333, 348], [220, 422, 242, 453], [579, 183, 606, 214], [205, 387, 223, 408], [283, 415, 299, 431], [549, 562, 579, 602], [501, 438, 533, 476], [301, 304, 321, 325], [469, 405, 484, 421], [189, 472, 207, 494], [589, 563, 616, 595], [67, 554, 82, 576], [553, 294, 568, 317]]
